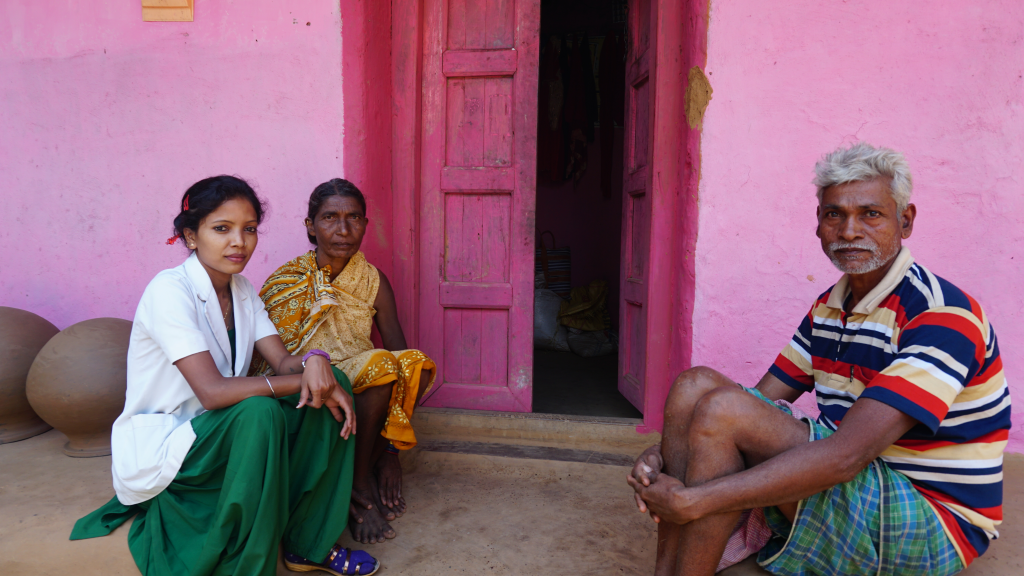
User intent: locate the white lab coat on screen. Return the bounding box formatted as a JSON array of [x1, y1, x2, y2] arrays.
[[110, 253, 279, 505]]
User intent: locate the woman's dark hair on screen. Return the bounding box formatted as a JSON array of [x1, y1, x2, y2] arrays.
[[171, 176, 267, 248], [306, 178, 367, 245]]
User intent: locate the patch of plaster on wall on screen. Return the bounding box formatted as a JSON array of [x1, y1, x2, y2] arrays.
[[685, 66, 713, 130]]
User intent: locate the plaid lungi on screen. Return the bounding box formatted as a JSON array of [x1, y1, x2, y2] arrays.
[[741, 386, 963, 576]]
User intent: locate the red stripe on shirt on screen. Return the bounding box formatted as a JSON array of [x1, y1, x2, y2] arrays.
[[774, 353, 813, 387], [966, 293, 984, 320], [916, 487, 981, 564], [869, 375, 951, 420], [815, 358, 853, 378], [896, 428, 1008, 451], [917, 485, 1002, 525], [903, 313, 986, 367], [881, 294, 909, 328], [853, 364, 879, 383], [973, 355, 1003, 384], [972, 505, 1003, 522]]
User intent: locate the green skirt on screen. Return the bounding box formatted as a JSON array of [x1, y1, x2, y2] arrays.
[[71, 367, 356, 576]]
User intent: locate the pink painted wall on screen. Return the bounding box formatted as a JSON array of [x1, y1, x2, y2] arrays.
[[0, 1, 393, 330], [692, 1, 1024, 449]]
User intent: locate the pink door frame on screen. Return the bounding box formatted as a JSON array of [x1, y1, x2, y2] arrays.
[[382, 0, 708, 431], [635, 0, 707, 433], [342, 0, 396, 290]]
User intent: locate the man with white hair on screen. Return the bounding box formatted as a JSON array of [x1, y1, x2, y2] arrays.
[[629, 143, 1008, 576]]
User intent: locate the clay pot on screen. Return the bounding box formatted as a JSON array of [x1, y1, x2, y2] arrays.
[[27, 318, 132, 457], [0, 307, 59, 443]]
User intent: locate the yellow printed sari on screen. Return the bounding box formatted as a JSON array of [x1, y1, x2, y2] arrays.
[[250, 251, 435, 449]]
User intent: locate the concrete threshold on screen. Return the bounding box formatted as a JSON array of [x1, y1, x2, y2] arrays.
[[418, 439, 637, 466], [411, 406, 660, 456]]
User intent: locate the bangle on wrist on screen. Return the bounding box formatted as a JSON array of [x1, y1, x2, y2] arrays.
[[301, 349, 331, 369]]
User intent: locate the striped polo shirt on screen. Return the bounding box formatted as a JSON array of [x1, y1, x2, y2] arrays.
[[770, 247, 1009, 566]]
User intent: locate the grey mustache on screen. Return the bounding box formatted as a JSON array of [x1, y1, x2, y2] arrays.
[[828, 242, 877, 252]]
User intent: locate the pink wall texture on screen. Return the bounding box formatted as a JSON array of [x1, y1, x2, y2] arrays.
[[4, 0, 1021, 442], [693, 1, 1024, 449], [0, 1, 394, 329]]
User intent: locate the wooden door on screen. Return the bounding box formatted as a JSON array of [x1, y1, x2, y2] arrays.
[[618, 0, 655, 412], [419, 0, 540, 411]]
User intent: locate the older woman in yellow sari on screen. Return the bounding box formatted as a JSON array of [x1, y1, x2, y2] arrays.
[[251, 179, 435, 545]]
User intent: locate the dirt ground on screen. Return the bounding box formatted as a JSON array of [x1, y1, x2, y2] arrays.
[[0, 423, 1020, 575], [0, 429, 657, 575]]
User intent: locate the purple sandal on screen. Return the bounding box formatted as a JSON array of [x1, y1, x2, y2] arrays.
[[284, 544, 380, 576]]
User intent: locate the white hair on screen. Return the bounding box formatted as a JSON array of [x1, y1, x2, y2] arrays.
[[813, 142, 913, 212]]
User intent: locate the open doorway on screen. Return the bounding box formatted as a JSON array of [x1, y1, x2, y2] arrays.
[[531, 0, 640, 419]]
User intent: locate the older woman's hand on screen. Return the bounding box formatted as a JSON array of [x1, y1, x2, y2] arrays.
[[297, 355, 336, 409], [325, 385, 357, 439]]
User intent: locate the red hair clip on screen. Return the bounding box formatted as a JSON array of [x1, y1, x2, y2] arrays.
[[167, 195, 190, 244]]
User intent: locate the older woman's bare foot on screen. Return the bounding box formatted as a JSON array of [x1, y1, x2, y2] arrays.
[[374, 451, 407, 518], [348, 486, 396, 544]]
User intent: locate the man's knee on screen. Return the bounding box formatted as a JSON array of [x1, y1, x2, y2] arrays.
[[664, 366, 733, 420], [689, 386, 749, 438]]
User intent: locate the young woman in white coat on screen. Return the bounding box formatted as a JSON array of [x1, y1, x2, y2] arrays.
[[71, 175, 379, 576]]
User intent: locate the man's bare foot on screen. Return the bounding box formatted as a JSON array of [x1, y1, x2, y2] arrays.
[[374, 451, 407, 518], [348, 486, 396, 544]]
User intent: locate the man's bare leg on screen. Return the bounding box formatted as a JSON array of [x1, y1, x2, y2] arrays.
[[654, 368, 808, 576], [349, 383, 396, 544], [654, 368, 741, 576]]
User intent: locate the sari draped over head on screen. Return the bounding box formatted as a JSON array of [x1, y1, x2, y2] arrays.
[[250, 250, 435, 449]]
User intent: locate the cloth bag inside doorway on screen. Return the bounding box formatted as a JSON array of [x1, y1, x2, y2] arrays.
[[559, 280, 614, 357], [535, 231, 571, 299], [558, 280, 610, 331], [534, 288, 570, 352]]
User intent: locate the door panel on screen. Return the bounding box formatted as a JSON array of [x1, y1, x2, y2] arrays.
[[447, 0, 514, 49], [618, 0, 656, 412], [442, 308, 510, 385], [445, 77, 514, 167], [420, 0, 540, 411], [629, 78, 650, 174], [444, 194, 511, 283], [628, 192, 649, 280]]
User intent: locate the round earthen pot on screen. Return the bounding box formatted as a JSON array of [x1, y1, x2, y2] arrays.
[[0, 307, 59, 443], [27, 317, 132, 457]]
